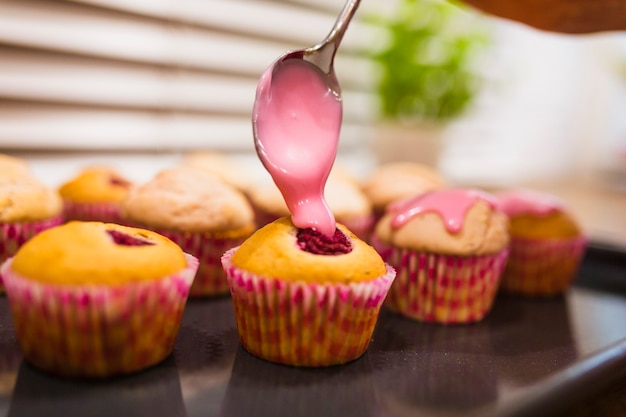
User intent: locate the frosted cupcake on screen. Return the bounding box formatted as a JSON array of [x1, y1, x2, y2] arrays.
[[497, 190, 586, 296], [221, 217, 395, 367], [1, 221, 198, 378], [362, 162, 447, 221], [248, 175, 374, 239], [372, 188, 509, 324], [58, 166, 133, 223], [0, 175, 63, 290], [121, 167, 255, 297]]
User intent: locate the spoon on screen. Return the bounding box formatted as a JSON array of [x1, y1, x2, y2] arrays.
[[252, 0, 361, 237]]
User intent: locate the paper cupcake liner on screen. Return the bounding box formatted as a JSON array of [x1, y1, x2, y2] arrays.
[[221, 247, 396, 367], [500, 235, 587, 296], [0, 253, 198, 378], [62, 200, 122, 224], [0, 216, 64, 291], [157, 229, 250, 297], [373, 237, 509, 324]]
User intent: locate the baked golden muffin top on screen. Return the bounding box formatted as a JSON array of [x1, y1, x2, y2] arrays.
[[0, 175, 63, 222], [122, 167, 254, 234], [362, 162, 447, 211], [58, 166, 132, 203], [248, 175, 371, 219], [375, 188, 509, 256], [180, 151, 256, 193], [11, 221, 187, 285], [497, 190, 581, 239], [0, 154, 30, 177], [232, 217, 386, 284]]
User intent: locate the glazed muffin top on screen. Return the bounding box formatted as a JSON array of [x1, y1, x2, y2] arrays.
[[232, 217, 387, 284], [375, 188, 509, 256], [10, 221, 187, 285], [497, 190, 581, 239], [248, 175, 372, 219], [58, 166, 133, 203], [0, 175, 63, 222], [362, 162, 447, 211], [121, 167, 254, 233]]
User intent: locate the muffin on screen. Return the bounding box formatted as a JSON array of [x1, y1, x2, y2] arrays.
[[0, 154, 30, 177], [121, 167, 255, 297], [0, 221, 198, 378], [180, 151, 257, 194], [0, 175, 64, 290], [362, 162, 447, 220], [372, 188, 509, 324], [248, 175, 374, 239], [221, 217, 395, 367], [497, 189, 586, 296], [58, 166, 133, 223]]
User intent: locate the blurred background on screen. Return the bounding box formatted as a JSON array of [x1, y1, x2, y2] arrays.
[[1, 0, 625, 241]]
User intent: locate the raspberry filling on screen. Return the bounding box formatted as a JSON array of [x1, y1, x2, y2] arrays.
[[106, 230, 154, 246], [297, 228, 352, 255], [109, 176, 131, 188]]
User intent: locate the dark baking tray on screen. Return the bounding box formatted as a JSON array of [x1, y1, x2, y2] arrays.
[[0, 244, 624, 417]]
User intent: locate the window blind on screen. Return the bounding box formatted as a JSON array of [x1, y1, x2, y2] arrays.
[[0, 0, 388, 153]]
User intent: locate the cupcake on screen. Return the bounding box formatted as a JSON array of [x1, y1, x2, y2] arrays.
[[0, 154, 30, 177], [180, 151, 257, 194], [221, 217, 395, 367], [0, 175, 64, 290], [121, 167, 255, 297], [0, 221, 198, 378], [248, 175, 374, 239], [497, 189, 586, 296], [372, 188, 509, 324], [58, 166, 132, 223], [362, 162, 447, 221]]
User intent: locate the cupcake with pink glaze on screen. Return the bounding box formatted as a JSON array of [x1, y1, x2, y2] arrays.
[[1, 221, 198, 378], [372, 188, 510, 324], [497, 189, 586, 296], [121, 167, 255, 297], [221, 217, 395, 367]]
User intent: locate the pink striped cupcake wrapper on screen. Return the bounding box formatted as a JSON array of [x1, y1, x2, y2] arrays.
[[373, 237, 509, 324], [157, 229, 251, 297], [0, 253, 198, 378], [500, 235, 587, 296], [62, 200, 122, 224], [0, 216, 64, 290], [221, 247, 396, 367]]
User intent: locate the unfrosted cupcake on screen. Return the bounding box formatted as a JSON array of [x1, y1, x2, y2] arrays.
[[0, 154, 30, 177], [58, 166, 132, 223], [362, 162, 447, 220], [372, 188, 509, 324], [248, 175, 374, 239], [1, 221, 198, 378], [121, 167, 255, 297], [497, 189, 586, 296], [180, 151, 257, 195], [221, 217, 395, 367], [0, 175, 63, 290]]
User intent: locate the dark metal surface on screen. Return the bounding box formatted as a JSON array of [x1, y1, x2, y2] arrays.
[[0, 251, 625, 417]]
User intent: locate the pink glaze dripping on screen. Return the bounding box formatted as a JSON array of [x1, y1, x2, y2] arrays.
[[497, 189, 564, 217], [389, 188, 499, 233], [253, 58, 342, 237]]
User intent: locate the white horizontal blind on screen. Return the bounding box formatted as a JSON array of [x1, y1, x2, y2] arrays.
[[0, 0, 388, 153]]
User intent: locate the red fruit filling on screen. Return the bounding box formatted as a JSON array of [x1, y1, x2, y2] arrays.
[[109, 176, 131, 188], [106, 230, 154, 246], [297, 228, 352, 255]]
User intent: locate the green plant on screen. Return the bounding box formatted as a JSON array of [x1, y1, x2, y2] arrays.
[[369, 0, 489, 123]]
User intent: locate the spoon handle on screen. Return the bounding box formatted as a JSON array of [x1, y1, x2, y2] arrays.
[[306, 0, 362, 74]]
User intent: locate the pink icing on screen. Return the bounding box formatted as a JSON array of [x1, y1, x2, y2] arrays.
[[388, 188, 499, 233], [252, 58, 342, 237], [497, 189, 564, 217]]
